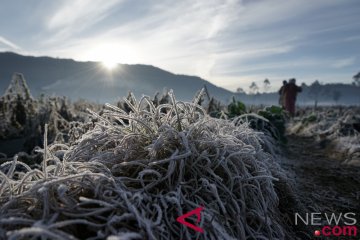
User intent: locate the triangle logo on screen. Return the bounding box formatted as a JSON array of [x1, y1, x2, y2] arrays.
[[176, 206, 204, 233]]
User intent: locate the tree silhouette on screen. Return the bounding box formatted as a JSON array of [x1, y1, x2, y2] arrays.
[[308, 80, 322, 108], [249, 82, 259, 95], [353, 72, 360, 86], [332, 90, 341, 105], [263, 79, 271, 93], [236, 87, 245, 94]]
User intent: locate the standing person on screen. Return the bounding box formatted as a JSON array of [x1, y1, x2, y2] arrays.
[[284, 78, 302, 117], [278, 80, 287, 108]]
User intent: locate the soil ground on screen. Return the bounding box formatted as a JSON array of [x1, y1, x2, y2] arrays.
[[281, 135, 360, 239]]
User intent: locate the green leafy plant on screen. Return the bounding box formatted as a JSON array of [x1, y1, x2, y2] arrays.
[[257, 106, 287, 143], [227, 97, 246, 118]]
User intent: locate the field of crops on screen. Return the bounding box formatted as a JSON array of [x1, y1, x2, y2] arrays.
[[1, 74, 359, 239]]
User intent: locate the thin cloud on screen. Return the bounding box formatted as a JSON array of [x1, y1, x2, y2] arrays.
[[43, 0, 122, 45], [218, 46, 294, 62], [344, 35, 360, 42], [332, 57, 356, 68], [213, 59, 321, 76], [47, 0, 121, 30], [0, 36, 20, 50]]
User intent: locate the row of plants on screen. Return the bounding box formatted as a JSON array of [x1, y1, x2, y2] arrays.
[[0, 76, 299, 239]]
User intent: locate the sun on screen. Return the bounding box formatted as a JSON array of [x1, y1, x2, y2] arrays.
[[85, 43, 137, 71], [102, 60, 118, 70]]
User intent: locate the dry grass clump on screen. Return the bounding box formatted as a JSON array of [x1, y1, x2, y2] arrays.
[[0, 90, 293, 239]]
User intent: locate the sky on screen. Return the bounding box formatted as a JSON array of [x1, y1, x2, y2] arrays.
[[0, 0, 359, 92]]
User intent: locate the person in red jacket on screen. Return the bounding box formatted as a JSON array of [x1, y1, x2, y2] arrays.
[[284, 78, 302, 117]]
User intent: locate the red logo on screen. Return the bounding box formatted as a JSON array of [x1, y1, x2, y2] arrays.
[[176, 207, 204, 233], [314, 226, 357, 237]]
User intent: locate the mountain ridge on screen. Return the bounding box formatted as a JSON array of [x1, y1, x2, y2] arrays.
[[0, 52, 234, 103]]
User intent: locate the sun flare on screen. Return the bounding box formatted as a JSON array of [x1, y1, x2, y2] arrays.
[[86, 43, 138, 71], [102, 60, 118, 70]]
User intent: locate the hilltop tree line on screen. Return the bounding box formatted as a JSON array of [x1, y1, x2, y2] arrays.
[[237, 71, 360, 95], [234, 71, 360, 106]]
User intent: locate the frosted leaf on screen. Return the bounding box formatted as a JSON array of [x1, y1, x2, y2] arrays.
[[3, 73, 33, 100]]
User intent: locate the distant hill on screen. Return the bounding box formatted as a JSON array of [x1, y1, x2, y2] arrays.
[[1, 52, 359, 105], [0, 52, 234, 103]]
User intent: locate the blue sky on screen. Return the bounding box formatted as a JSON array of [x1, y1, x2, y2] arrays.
[[0, 0, 359, 92]]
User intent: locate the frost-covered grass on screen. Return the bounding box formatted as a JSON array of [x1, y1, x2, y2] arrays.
[[288, 106, 360, 165], [0, 91, 295, 239]]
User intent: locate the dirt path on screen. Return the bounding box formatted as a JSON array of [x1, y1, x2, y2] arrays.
[[280, 135, 360, 237]]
